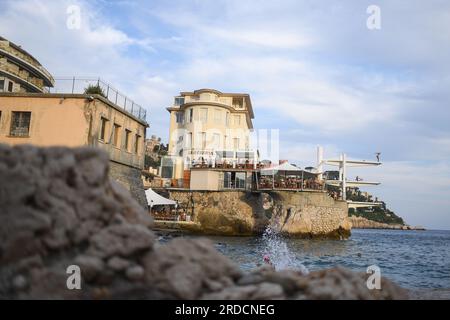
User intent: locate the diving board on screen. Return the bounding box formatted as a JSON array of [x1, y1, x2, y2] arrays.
[[347, 201, 383, 209], [316, 146, 382, 201], [326, 180, 380, 187], [323, 159, 382, 167]]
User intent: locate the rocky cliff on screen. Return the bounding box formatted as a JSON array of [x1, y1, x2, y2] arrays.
[[349, 216, 425, 230], [167, 190, 269, 236], [0, 144, 406, 299], [167, 190, 351, 239], [268, 191, 351, 239]]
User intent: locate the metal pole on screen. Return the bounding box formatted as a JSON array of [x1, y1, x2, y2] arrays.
[[317, 145, 324, 181], [272, 170, 274, 190], [285, 171, 287, 189], [301, 170, 304, 191], [342, 153, 347, 201], [72, 76, 75, 94]]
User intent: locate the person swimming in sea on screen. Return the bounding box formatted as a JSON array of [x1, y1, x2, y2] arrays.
[[263, 254, 275, 268]]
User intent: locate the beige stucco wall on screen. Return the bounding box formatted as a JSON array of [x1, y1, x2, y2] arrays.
[[168, 105, 251, 152], [167, 90, 254, 155], [0, 96, 87, 146], [190, 169, 220, 191], [0, 94, 147, 169]]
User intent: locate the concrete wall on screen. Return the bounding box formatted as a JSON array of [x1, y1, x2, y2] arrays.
[[0, 94, 146, 169], [167, 189, 351, 239], [0, 94, 148, 207], [190, 169, 220, 190], [0, 95, 88, 146]]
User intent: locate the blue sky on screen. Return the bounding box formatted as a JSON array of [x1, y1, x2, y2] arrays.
[[1, 0, 449, 229]]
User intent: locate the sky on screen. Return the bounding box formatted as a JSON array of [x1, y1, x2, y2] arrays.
[[1, 0, 449, 229]]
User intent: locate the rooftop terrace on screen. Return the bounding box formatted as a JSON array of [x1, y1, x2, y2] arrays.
[[49, 77, 147, 122]]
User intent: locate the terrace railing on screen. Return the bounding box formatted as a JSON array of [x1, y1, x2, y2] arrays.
[[49, 77, 147, 122]]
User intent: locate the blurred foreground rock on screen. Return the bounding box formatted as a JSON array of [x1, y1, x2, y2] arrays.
[[0, 145, 407, 299]]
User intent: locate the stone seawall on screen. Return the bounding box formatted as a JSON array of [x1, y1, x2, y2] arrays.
[[109, 161, 147, 208], [167, 190, 351, 239], [167, 190, 268, 236], [269, 191, 351, 239]]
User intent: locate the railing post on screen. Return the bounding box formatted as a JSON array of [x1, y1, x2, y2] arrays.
[[72, 76, 75, 94], [131, 102, 134, 115], [115, 91, 118, 104], [124, 97, 127, 111], [301, 170, 304, 191]]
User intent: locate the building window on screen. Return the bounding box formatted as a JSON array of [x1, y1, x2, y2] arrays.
[[214, 109, 222, 124], [233, 97, 244, 109], [224, 135, 228, 149], [135, 134, 141, 154], [213, 133, 220, 149], [186, 132, 192, 149], [161, 157, 174, 179], [233, 137, 240, 150], [10, 111, 31, 137], [223, 172, 232, 189], [235, 172, 246, 189], [112, 123, 121, 147], [0, 79, 4, 92], [223, 172, 246, 189], [174, 97, 185, 106], [176, 111, 184, 124], [199, 108, 208, 123], [187, 108, 193, 123], [124, 129, 131, 151], [197, 132, 206, 149], [99, 117, 109, 141], [7, 81, 13, 92], [234, 115, 241, 126]]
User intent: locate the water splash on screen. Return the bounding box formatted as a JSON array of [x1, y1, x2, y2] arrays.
[[261, 226, 309, 274]]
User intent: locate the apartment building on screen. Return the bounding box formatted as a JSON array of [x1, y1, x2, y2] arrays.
[[0, 36, 54, 93], [165, 88, 257, 180]]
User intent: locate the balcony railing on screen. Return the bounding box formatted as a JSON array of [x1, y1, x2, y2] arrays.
[[0, 41, 54, 84], [49, 77, 147, 122]]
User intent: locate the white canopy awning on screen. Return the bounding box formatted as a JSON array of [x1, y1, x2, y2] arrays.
[[261, 162, 303, 175], [145, 188, 177, 206]]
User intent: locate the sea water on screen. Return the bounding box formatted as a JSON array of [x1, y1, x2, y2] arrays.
[[188, 229, 450, 289]]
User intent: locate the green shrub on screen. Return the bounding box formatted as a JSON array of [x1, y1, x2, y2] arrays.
[[84, 84, 106, 97]]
